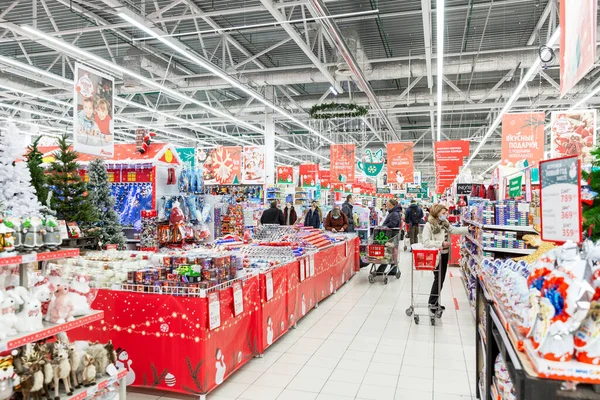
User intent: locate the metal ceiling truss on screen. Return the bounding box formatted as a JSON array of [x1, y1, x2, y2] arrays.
[[0, 0, 597, 183]]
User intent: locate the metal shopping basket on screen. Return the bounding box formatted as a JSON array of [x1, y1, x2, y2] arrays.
[[365, 227, 401, 284], [405, 244, 442, 325]]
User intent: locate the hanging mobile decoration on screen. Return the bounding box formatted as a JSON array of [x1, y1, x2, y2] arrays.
[[357, 148, 384, 177]]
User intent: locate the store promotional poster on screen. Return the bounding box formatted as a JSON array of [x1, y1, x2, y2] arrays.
[[501, 112, 545, 167], [276, 166, 294, 184], [550, 110, 597, 162], [73, 63, 114, 157], [203, 146, 242, 185], [386, 142, 414, 184], [299, 164, 319, 187], [434, 140, 470, 194], [559, 0, 597, 96], [241, 146, 265, 184], [330, 143, 355, 183]]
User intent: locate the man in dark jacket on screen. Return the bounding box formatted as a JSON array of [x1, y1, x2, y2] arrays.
[[260, 200, 284, 225], [382, 199, 402, 228], [341, 195, 355, 232], [404, 200, 424, 245]]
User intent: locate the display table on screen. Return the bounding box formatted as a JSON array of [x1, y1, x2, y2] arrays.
[[69, 238, 359, 397]]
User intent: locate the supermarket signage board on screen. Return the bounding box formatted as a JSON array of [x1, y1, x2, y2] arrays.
[[456, 183, 472, 195], [508, 176, 523, 198], [539, 156, 582, 243], [376, 187, 391, 194]]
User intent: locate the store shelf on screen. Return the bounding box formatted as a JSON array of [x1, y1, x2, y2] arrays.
[[0, 248, 80, 266], [0, 310, 103, 351], [465, 235, 483, 250], [67, 368, 127, 400], [478, 323, 487, 345], [482, 247, 535, 255], [463, 219, 537, 233]]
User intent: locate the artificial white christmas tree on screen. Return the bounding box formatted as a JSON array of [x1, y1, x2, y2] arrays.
[[0, 124, 43, 218]]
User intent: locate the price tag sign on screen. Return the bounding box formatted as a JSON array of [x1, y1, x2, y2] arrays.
[[540, 156, 582, 243], [233, 282, 243, 316], [508, 175, 523, 198], [21, 253, 37, 264], [106, 244, 118, 250], [208, 292, 221, 330], [265, 272, 274, 301], [308, 255, 315, 277]]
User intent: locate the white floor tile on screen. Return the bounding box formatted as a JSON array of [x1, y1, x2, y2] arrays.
[[328, 367, 367, 383], [356, 384, 396, 400], [368, 361, 402, 376], [253, 372, 295, 389], [238, 384, 283, 400], [320, 380, 361, 398], [276, 388, 318, 400], [361, 371, 398, 388], [286, 375, 327, 393], [394, 389, 433, 400]]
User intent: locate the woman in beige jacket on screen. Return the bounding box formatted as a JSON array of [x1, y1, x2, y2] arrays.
[[422, 204, 473, 312]]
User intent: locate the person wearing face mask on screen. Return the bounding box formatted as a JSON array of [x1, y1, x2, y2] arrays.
[[324, 207, 348, 232], [283, 202, 297, 225], [378, 199, 402, 275], [423, 204, 473, 312], [304, 201, 321, 229]]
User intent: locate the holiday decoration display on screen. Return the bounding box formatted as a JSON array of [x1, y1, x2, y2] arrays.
[[551, 110, 597, 161], [25, 136, 49, 208], [0, 124, 44, 219], [308, 102, 368, 119], [203, 146, 242, 185], [46, 135, 98, 233], [135, 129, 157, 154], [87, 158, 126, 249]]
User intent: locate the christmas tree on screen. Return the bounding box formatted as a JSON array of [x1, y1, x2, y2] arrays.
[[0, 124, 43, 218], [87, 157, 125, 248], [46, 135, 98, 230], [583, 147, 600, 240], [26, 136, 49, 207]]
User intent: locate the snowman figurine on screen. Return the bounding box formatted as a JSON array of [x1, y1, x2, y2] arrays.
[[115, 349, 136, 386], [214, 349, 226, 385], [266, 316, 274, 345]]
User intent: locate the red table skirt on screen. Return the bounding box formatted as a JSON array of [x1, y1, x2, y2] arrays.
[[68, 238, 359, 396]]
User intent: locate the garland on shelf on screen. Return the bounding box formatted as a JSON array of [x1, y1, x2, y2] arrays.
[[309, 102, 368, 120]]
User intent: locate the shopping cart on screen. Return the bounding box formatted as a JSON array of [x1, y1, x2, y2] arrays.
[[405, 244, 442, 325], [366, 227, 401, 284]]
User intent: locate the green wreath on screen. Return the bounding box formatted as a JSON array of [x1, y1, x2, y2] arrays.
[[309, 102, 368, 120]]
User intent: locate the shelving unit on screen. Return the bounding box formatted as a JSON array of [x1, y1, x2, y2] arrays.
[[0, 248, 124, 400]]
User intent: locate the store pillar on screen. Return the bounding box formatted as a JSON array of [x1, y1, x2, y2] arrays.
[[264, 86, 275, 186]]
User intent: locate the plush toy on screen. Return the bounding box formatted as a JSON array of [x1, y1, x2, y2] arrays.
[[169, 200, 186, 243], [21, 349, 47, 400], [67, 343, 84, 389], [0, 288, 27, 339], [46, 286, 74, 324], [87, 341, 116, 377], [15, 289, 44, 333], [67, 275, 92, 317], [0, 350, 20, 400], [51, 342, 73, 399], [81, 354, 96, 387]]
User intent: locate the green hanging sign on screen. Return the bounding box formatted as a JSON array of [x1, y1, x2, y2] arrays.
[[508, 176, 523, 198], [357, 148, 384, 177]]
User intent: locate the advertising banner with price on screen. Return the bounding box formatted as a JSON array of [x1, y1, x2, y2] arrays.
[[539, 156, 582, 243]]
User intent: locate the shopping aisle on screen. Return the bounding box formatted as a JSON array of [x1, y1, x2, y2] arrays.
[[129, 251, 476, 400]]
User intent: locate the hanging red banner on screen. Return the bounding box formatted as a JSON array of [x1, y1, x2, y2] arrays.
[[203, 146, 242, 185], [387, 142, 414, 183], [276, 165, 294, 185], [501, 113, 545, 168], [560, 0, 597, 96], [319, 168, 330, 189], [434, 141, 470, 194], [299, 164, 319, 187], [330, 144, 355, 184]]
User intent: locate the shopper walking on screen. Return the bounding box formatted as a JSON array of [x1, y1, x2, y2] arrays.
[[324, 207, 348, 232], [304, 201, 321, 229], [378, 199, 402, 274], [283, 202, 297, 225], [405, 199, 424, 246], [260, 200, 284, 225], [341, 195, 355, 232], [423, 204, 472, 312]]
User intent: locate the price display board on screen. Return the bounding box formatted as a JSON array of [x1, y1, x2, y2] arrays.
[[539, 156, 582, 243]]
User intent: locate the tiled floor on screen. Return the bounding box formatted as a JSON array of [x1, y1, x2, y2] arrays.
[[128, 251, 477, 400]]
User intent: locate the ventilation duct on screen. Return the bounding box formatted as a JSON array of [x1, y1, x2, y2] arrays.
[[335, 29, 372, 77]]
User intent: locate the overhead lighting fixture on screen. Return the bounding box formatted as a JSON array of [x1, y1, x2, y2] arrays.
[[570, 86, 600, 110], [117, 12, 333, 145], [436, 0, 444, 142], [330, 86, 338, 96], [0, 103, 71, 123], [0, 83, 71, 107], [464, 29, 560, 168]]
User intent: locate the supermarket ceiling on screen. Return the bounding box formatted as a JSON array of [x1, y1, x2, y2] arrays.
[[0, 0, 596, 182]]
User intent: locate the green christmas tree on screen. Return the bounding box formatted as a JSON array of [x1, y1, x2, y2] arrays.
[[583, 147, 600, 240], [46, 135, 98, 231], [25, 136, 49, 207], [87, 157, 125, 248]]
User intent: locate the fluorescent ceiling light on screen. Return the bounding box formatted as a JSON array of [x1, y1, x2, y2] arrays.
[[464, 29, 560, 169], [570, 87, 600, 110], [0, 83, 71, 107], [330, 86, 338, 96], [436, 0, 444, 142], [0, 54, 71, 86], [117, 12, 333, 145], [0, 103, 71, 123], [21, 24, 329, 161]]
